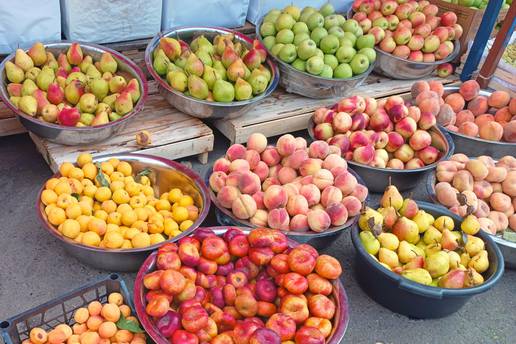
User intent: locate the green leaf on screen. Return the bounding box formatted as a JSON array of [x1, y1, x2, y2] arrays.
[[71, 193, 80, 200], [116, 313, 145, 333], [136, 168, 152, 183], [95, 162, 110, 187]]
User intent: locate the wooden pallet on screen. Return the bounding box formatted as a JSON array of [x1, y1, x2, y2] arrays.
[[30, 82, 214, 172], [214, 75, 460, 144]]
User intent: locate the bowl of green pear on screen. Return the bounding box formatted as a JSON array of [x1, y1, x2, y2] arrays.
[[256, 3, 375, 99], [145, 27, 279, 120]]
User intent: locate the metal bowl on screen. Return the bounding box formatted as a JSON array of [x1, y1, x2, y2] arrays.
[[36, 153, 210, 272], [373, 41, 460, 80], [0, 41, 148, 145], [204, 164, 368, 249], [134, 226, 350, 344], [308, 116, 455, 192], [255, 17, 374, 99], [426, 171, 516, 269], [145, 27, 279, 120], [440, 87, 516, 159]]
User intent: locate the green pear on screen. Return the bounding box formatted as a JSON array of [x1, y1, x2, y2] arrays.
[[89, 78, 109, 100], [398, 240, 423, 264], [185, 53, 204, 77], [41, 103, 58, 123], [15, 49, 34, 72], [79, 55, 93, 73], [401, 268, 432, 285], [247, 69, 268, 95], [167, 62, 183, 73], [234, 78, 252, 101], [9, 96, 20, 107], [25, 67, 41, 81], [378, 232, 399, 250], [18, 95, 37, 116], [79, 112, 95, 126], [109, 112, 122, 122], [45, 52, 58, 70], [114, 92, 133, 115], [213, 60, 227, 81], [36, 67, 55, 91], [202, 66, 220, 90], [5, 61, 25, 83], [425, 243, 442, 257], [66, 72, 87, 85], [413, 210, 434, 233], [425, 251, 450, 278], [103, 93, 119, 109], [167, 71, 188, 92], [79, 93, 98, 113], [109, 76, 127, 93], [21, 79, 38, 96], [153, 49, 169, 76], [197, 50, 213, 67], [465, 235, 484, 256], [360, 231, 380, 255], [191, 35, 214, 55], [91, 111, 109, 126], [175, 51, 190, 70], [124, 79, 140, 103], [212, 79, 235, 103], [28, 42, 47, 66], [96, 103, 112, 115], [99, 52, 117, 73], [187, 75, 209, 100], [358, 207, 384, 231], [464, 267, 484, 287], [448, 251, 461, 269], [423, 226, 442, 245], [86, 65, 102, 79], [64, 80, 85, 105], [227, 59, 246, 82], [468, 250, 489, 273]]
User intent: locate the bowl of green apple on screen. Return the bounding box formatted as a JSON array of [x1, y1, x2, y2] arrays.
[[256, 3, 375, 99]]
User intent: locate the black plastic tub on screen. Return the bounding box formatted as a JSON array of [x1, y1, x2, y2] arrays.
[[350, 201, 504, 318]]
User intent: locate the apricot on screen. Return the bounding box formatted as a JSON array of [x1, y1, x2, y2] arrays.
[[458, 122, 479, 137], [98, 322, 117, 339], [114, 330, 134, 343], [510, 98, 516, 115], [488, 90, 510, 108], [86, 315, 103, 331], [455, 110, 474, 126], [503, 120, 516, 142], [452, 170, 473, 192], [479, 121, 504, 141], [494, 107, 512, 124], [79, 332, 99, 344], [459, 80, 480, 101], [74, 307, 89, 324], [30, 328, 48, 344], [87, 301, 102, 316], [445, 93, 465, 112], [474, 114, 494, 128], [47, 329, 67, 344], [467, 96, 489, 116]]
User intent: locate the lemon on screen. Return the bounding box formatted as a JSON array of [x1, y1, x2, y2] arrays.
[[168, 188, 183, 203], [65, 204, 82, 219], [59, 162, 74, 177], [112, 189, 130, 204], [69, 167, 84, 181], [95, 187, 112, 202], [164, 219, 179, 236], [178, 195, 194, 207], [62, 219, 80, 239], [82, 163, 97, 180], [48, 207, 66, 226], [116, 161, 132, 176], [82, 231, 101, 246], [41, 189, 58, 205], [76, 153, 92, 167], [172, 206, 189, 222]]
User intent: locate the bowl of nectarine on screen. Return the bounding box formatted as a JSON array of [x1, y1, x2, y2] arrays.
[[133, 227, 349, 344], [438, 84, 516, 159]]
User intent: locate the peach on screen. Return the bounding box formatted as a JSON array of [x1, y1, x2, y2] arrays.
[[349, 131, 371, 150], [232, 194, 258, 220], [334, 171, 358, 196], [295, 137, 307, 150], [478, 217, 496, 235], [283, 183, 299, 198], [214, 158, 231, 173], [286, 195, 309, 216], [409, 129, 431, 151], [253, 161, 269, 182], [247, 133, 267, 153], [351, 184, 369, 203], [217, 186, 240, 208], [250, 209, 268, 227], [503, 121, 516, 142], [467, 96, 489, 116], [408, 50, 424, 62], [226, 144, 247, 161], [315, 254, 342, 280], [509, 214, 516, 230], [290, 214, 309, 231], [182, 304, 209, 333], [490, 192, 512, 212], [445, 93, 465, 112], [451, 154, 470, 167], [299, 184, 321, 207], [392, 45, 410, 59], [394, 144, 414, 163], [320, 186, 343, 208], [308, 294, 336, 320], [288, 150, 309, 170], [262, 177, 280, 191], [244, 150, 261, 170], [312, 169, 334, 190], [384, 132, 403, 153], [436, 103, 456, 126], [328, 134, 350, 153], [364, 97, 378, 115], [313, 123, 334, 141], [276, 134, 297, 157], [428, 81, 444, 97], [486, 166, 508, 183], [252, 192, 265, 210], [238, 171, 261, 195], [474, 114, 494, 128], [459, 80, 480, 101], [473, 181, 493, 200], [488, 211, 509, 232], [233, 319, 264, 344], [395, 117, 417, 138], [279, 295, 309, 324], [435, 182, 459, 207], [410, 81, 430, 99], [267, 208, 290, 230], [494, 107, 512, 124], [458, 122, 479, 138], [510, 98, 516, 115], [209, 171, 227, 193], [230, 159, 250, 172], [283, 272, 309, 294], [299, 159, 322, 177], [351, 113, 370, 131], [407, 106, 421, 123], [436, 161, 458, 182], [488, 90, 510, 108], [336, 95, 366, 114], [423, 53, 436, 62], [295, 326, 325, 344], [370, 111, 392, 131], [452, 170, 474, 192], [498, 155, 516, 168], [341, 195, 362, 217], [308, 141, 330, 159], [266, 313, 296, 341], [313, 107, 329, 124], [326, 202, 349, 226], [475, 199, 491, 218], [418, 111, 436, 130], [306, 273, 333, 296], [276, 167, 296, 185], [307, 209, 331, 232], [328, 144, 341, 157], [261, 147, 281, 166], [263, 185, 288, 210], [405, 158, 424, 169], [455, 110, 474, 126], [479, 121, 504, 141], [416, 145, 439, 165], [322, 154, 345, 171], [332, 112, 352, 133], [353, 144, 376, 165], [465, 160, 489, 181]]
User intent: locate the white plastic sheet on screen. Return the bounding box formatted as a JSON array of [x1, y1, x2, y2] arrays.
[[0, 0, 61, 54], [247, 0, 354, 24], [161, 0, 249, 30], [61, 0, 162, 43]]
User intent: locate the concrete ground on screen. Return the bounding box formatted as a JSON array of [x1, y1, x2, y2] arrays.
[[0, 131, 514, 344]]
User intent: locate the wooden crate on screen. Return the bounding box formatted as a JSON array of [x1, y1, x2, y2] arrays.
[[214, 74, 460, 144], [429, 0, 508, 59], [30, 82, 214, 172], [0, 101, 24, 136]]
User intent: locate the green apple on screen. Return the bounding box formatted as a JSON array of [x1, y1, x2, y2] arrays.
[[297, 39, 318, 60], [356, 34, 375, 50], [320, 64, 334, 78], [336, 46, 356, 63], [276, 29, 294, 44], [260, 22, 276, 37], [335, 14, 346, 26], [324, 15, 340, 30], [283, 5, 301, 20], [264, 9, 281, 23], [310, 27, 328, 45], [279, 44, 297, 63], [270, 43, 285, 56], [342, 19, 359, 34], [324, 54, 339, 70], [263, 36, 276, 50], [306, 56, 324, 75], [355, 26, 363, 37], [343, 32, 357, 46], [291, 58, 306, 71], [292, 22, 309, 34], [315, 49, 324, 59], [359, 47, 376, 63], [339, 37, 354, 47], [299, 7, 317, 23], [307, 12, 325, 31], [320, 2, 335, 17], [319, 34, 340, 54], [350, 53, 370, 75], [294, 32, 311, 45], [334, 63, 353, 78], [328, 26, 345, 39], [275, 13, 296, 31]]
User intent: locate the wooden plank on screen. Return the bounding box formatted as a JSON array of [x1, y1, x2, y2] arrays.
[[0, 117, 25, 136], [30, 94, 214, 172], [214, 74, 460, 143]]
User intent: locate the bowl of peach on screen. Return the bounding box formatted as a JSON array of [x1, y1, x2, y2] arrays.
[[308, 83, 454, 192], [436, 81, 516, 159], [134, 226, 349, 344], [427, 153, 516, 269], [205, 133, 369, 249]]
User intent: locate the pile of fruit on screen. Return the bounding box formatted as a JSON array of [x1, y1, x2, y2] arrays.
[[141, 227, 343, 343], [152, 33, 272, 102], [259, 3, 375, 78], [358, 185, 489, 288], [436, 80, 516, 142], [351, 0, 463, 62], [455, 0, 511, 10], [25, 292, 145, 344], [209, 133, 368, 232], [5, 42, 140, 126], [502, 42, 516, 67], [40, 153, 200, 249], [312, 80, 446, 169], [434, 153, 516, 234]]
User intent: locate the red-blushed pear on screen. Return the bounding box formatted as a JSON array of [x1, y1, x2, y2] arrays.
[[66, 43, 83, 65]]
